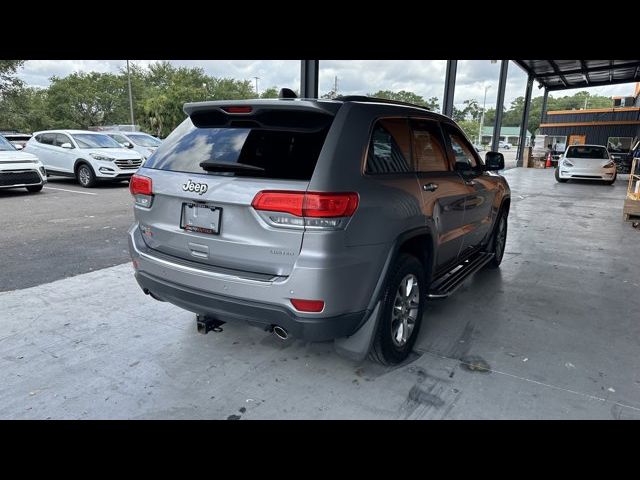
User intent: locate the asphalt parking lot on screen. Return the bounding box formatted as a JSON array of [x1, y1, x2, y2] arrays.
[[0, 178, 133, 291], [1, 168, 639, 419]]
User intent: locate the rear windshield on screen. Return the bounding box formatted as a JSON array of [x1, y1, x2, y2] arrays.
[[566, 146, 609, 159], [144, 117, 332, 180]]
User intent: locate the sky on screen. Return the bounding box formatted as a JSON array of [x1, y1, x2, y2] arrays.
[[17, 60, 638, 111]]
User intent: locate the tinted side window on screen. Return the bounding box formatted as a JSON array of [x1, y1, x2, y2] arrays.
[[446, 129, 478, 169], [366, 118, 412, 174], [410, 119, 449, 172], [38, 133, 55, 145], [54, 134, 71, 147]]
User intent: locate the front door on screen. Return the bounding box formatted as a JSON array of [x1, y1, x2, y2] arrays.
[[442, 124, 497, 255], [568, 134, 586, 146], [410, 118, 469, 271]]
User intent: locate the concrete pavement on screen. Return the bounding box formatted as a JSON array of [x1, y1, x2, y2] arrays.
[[1, 168, 639, 419]]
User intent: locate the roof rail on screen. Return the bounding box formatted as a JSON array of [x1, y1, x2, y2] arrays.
[[334, 95, 432, 111]]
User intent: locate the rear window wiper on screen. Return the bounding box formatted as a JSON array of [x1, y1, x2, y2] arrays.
[[199, 161, 265, 174]]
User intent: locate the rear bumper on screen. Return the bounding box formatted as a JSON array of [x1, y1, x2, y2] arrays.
[[135, 270, 366, 341], [128, 224, 378, 341]]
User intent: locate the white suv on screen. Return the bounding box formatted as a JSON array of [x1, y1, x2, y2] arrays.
[[102, 131, 162, 161], [24, 130, 144, 187]]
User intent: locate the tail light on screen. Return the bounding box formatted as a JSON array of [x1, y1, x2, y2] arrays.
[[252, 191, 358, 229], [130, 174, 153, 207], [290, 299, 325, 313]]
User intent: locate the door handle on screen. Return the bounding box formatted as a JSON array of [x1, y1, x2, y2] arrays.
[[423, 183, 439, 192]]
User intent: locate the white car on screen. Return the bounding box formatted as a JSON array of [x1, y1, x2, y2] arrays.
[[0, 135, 47, 193], [102, 131, 162, 161], [499, 141, 511, 149], [24, 130, 144, 188], [555, 144, 617, 185]]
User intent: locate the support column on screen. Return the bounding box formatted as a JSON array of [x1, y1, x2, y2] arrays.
[[516, 74, 534, 167], [300, 60, 319, 99], [443, 60, 457, 117], [491, 60, 509, 152], [540, 87, 549, 126]]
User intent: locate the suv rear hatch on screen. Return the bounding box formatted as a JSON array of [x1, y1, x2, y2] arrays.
[[133, 100, 342, 277]]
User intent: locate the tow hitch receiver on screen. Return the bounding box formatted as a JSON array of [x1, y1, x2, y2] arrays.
[[196, 314, 226, 334]]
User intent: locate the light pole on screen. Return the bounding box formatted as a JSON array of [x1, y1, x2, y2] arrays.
[[126, 60, 135, 128], [253, 76, 260, 97], [478, 84, 491, 146]]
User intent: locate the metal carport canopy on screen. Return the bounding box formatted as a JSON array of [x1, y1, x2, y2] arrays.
[[514, 60, 640, 91]]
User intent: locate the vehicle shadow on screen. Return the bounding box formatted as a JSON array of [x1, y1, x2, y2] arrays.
[[47, 177, 130, 189]]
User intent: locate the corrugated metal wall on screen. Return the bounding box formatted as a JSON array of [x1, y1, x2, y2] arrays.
[[540, 109, 640, 145]]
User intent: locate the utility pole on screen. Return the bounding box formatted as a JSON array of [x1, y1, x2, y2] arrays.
[[334, 76, 338, 98], [584, 94, 588, 109], [254, 76, 260, 96], [126, 60, 135, 128], [478, 84, 491, 146]]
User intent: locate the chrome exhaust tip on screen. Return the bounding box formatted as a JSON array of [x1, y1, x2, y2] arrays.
[[272, 325, 289, 340]]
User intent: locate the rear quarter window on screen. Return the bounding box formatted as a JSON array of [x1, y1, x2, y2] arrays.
[[144, 117, 331, 181]]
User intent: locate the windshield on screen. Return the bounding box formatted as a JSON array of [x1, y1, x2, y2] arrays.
[[127, 133, 161, 147], [566, 146, 609, 159], [0, 136, 16, 151], [72, 133, 122, 149]]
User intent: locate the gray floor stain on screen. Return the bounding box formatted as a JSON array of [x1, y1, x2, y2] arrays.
[[459, 355, 491, 373]]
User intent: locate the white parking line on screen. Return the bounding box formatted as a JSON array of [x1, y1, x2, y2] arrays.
[[44, 186, 97, 196]]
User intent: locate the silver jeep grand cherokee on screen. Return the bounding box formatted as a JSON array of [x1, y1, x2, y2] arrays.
[[128, 95, 510, 364]]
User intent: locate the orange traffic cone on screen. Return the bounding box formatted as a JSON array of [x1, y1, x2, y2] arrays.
[[545, 153, 552, 169]]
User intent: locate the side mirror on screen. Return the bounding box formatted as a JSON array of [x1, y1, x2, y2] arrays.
[[14, 144, 24, 150], [484, 151, 504, 171], [61, 142, 73, 149], [126, 142, 134, 149]]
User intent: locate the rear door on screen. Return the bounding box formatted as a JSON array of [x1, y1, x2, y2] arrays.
[[32, 133, 58, 170], [442, 124, 497, 253], [53, 133, 75, 174], [135, 106, 336, 277], [410, 118, 469, 270]]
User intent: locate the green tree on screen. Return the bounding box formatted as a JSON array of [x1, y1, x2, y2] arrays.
[[0, 86, 53, 132], [46, 72, 130, 129], [366, 90, 439, 110], [0, 60, 24, 95], [260, 86, 280, 99]]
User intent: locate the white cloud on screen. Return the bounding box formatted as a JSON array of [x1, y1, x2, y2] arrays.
[[18, 60, 637, 109]]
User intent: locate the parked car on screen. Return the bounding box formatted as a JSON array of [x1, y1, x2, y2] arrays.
[[103, 131, 162, 161], [0, 132, 32, 149], [555, 145, 617, 185], [24, 130, 144, 187], [609, 139, 638, 174], [0, 135, 46, 193], [128, 96, 511, 365], [499, 141, 511, 149]]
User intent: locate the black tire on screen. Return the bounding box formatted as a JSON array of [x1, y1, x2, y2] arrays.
[[369, 253, 426, 366], [76, 163, 97, 188], [26, 185, 43, 193], [487, 209, 508, 269], [555, 168, 568, 183], [605, 174, 617, 186]]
